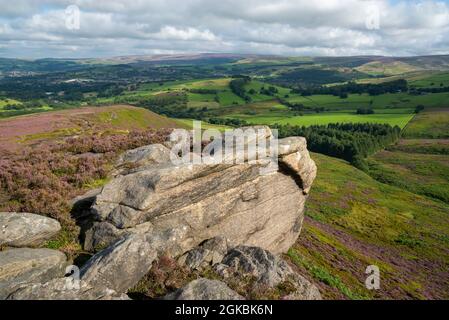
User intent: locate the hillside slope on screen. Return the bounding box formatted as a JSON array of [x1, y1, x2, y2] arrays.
[[0, 105, 186, 151], [287, 153, 449, 300]]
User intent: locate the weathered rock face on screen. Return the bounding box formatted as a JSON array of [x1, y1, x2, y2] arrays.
[[113, 144, 175, 176], [80, 226, 188, 294], [164, 278, 244, 300], [0, 213, 61, 247], [178, 236, 230, 270], [86, 127, 317, 256], [0, 248, 67, 299], [215, 246, 321, 300], [280, 150, 317, 194], [175, 238, 321, 300]]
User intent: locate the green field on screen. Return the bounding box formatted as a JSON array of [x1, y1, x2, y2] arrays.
[[287, 153, 449, 300], [216, 90, 245, 106], [91, 76, 449, 133], [0, 98, 55, 117], [174, 118, 231, 131], [286, 92, 449, 110], [227, 111, 414, 128], [244, 80, 291, 101], [0, 98, 21, 108], [187, 92, 220, 108]]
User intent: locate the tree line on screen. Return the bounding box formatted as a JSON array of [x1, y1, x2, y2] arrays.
[[229, 76, 252, 103], [291, 79, 408, 97], [273, 123, 401, 170], [410, 86, 449, 94]]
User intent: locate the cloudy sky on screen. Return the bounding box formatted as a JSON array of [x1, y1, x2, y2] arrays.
[[1, 0, 449, 59]]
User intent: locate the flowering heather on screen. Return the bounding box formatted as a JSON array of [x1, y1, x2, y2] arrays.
[[0, 129, 171, 245]]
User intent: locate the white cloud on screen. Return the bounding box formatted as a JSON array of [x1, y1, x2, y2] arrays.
[[0, 0, 448, 58], [155, 26, 217, 41]]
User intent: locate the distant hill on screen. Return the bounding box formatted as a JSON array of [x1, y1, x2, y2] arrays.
[[2, 54, 449, 74], [82, 53, 248, 65]]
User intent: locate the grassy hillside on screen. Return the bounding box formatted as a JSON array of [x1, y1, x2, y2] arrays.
[[409, 72, 449, 88], [0, 105, 186, 151], [367, 107, 449, 204], [368, 150, 449, 204], [386, 139, 449, 155], [287, 153, 449, 300], [294, 105, 449, 299], [356, 61, 420, 76]]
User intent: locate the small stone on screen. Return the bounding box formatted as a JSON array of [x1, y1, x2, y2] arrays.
[[179, 237, 230, 270]]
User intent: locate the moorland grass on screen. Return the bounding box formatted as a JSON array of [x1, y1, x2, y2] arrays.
[[289, 152, 449, 299], [403, 108, 449, 139]]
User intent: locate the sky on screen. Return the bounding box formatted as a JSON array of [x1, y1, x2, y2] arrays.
[[1, 0, 449, 59]]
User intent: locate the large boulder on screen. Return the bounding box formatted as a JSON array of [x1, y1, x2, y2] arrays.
[[89, 164, 305, 254], [14, 127, 318, 300], [163, 278, 244, 300], [0, 248, 66, 299], [0, 212, 61, 247], [86, 127, 316, 256]]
